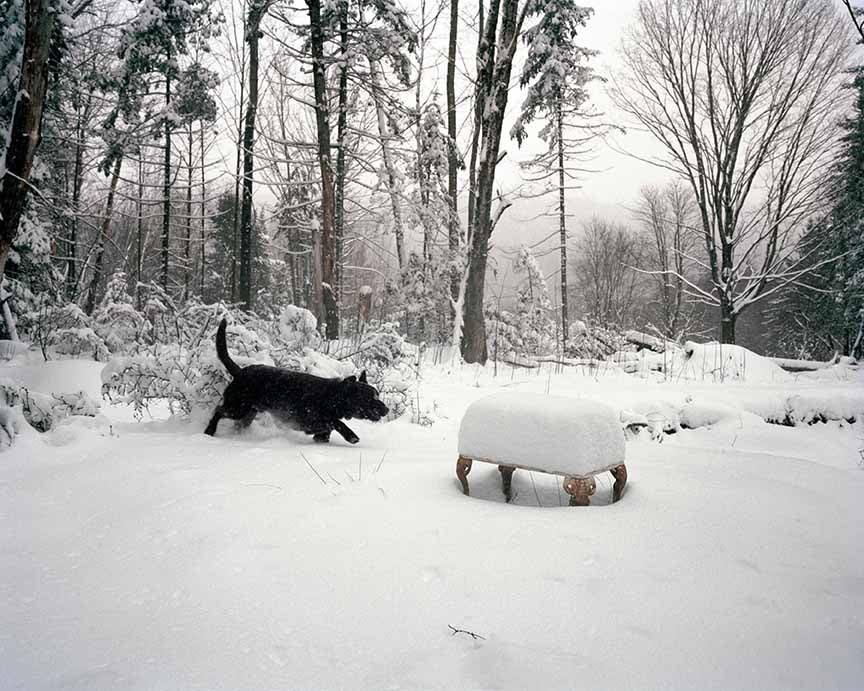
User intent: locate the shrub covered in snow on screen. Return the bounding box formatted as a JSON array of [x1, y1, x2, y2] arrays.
[[565, 320, 628, 359], [92, 272, 150, 352], [0, 379, 100, 432], [348, 322, 414, 420], [20, 301, 110, 361], [486, 246, 557, 360], [278, 305, 322, 350]]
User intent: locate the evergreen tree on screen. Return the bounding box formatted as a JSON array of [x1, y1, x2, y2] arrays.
[[511, 0, 599, 350], [776, 67, 864, 358]]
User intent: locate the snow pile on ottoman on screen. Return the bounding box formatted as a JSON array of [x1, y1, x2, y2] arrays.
[[458, 392, 625, 478]]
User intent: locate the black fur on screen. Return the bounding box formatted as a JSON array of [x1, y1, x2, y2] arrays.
[[205, 318, 388, 443]]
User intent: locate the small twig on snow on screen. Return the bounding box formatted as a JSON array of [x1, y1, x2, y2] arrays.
[[449, 625, 486, 641], [374, 450, 388, 474], [299, 451, 327, 485]]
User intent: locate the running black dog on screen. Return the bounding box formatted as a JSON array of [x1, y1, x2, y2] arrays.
[[204, 318, 388, 443]]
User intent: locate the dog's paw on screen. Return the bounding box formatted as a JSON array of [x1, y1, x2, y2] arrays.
[[346, 434, 360, 444], [313, 432, 331, 443]]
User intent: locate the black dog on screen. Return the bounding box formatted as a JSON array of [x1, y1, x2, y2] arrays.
[[204, 318, 388, 443]]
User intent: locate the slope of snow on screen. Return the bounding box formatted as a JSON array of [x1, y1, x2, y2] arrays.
[[1, 358, 862, 690], [458, 393, 625, 476]]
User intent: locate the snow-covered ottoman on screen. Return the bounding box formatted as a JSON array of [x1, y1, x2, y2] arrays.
[[456, 393, 627, 505]]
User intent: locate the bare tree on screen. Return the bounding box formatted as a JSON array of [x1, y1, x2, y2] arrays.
[[633, 182, 698, 338], [613, 0, 852, 343], [572, 217, 644, 328]]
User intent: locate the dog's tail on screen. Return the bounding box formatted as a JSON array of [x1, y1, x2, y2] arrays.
[[216, 318, 242, 378]]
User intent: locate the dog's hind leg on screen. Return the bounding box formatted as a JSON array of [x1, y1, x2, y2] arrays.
[[313, 430, 331, 443], [333, 420, 360, 445], [235, 409, 258, 431], [204, 406, 224, 436]]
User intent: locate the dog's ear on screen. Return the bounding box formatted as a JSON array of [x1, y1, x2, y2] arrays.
[[343, 375, 357, 384], [359, 370, 367, 383]]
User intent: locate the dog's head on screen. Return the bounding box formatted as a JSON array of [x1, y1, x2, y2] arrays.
[[341, 370, 389, 421]]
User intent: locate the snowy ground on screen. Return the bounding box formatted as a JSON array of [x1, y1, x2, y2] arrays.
[[1, 356, 863, 690]]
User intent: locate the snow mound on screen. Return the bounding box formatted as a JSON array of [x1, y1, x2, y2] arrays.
[[679, 400, 742, 429], [675, 341, 791, 383], [458, 393, 625, 478], [633, 341, 792, 384]]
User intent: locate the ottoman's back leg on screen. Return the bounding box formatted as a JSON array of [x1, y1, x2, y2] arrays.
[[498, 465, 516, 502], [456, 456, 473, 496]]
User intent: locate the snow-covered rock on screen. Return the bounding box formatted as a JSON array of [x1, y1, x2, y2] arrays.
[[458, 392, 625, 477]]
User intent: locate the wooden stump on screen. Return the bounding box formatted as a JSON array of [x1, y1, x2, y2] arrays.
[[610, 464, 627, 503], [456, 455, 473, 496], [498, 465, 516, 503], [563, 476, 596, 507]]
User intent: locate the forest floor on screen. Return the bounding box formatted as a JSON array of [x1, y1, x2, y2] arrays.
[[1, 354, 863, 690]]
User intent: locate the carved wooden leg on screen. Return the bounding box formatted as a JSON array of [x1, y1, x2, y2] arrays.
[[563, 476, 596, 507], [498, 465, 516, 503], [456, 456, 473, 496], [610, 464, 628, 503]]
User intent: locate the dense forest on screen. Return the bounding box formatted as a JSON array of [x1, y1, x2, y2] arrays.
[[0, 0, 862, 363]]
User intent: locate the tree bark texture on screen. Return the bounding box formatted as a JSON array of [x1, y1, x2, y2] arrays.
[[446, 0, 460, 302], [307, 0, 339, 338], [239, 1, 266, 312], [0, 0, 55, 284], [556, 102, 568, 350], [461, 0, 526, 364], [161, 69, 172, 291]]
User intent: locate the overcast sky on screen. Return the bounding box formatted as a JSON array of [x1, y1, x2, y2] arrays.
[[490, 0, 858, 269], [490, 0, 672, 264]]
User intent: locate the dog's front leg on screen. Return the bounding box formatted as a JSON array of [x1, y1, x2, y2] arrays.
[[204, 406, 224, 436], [333, 420, 360, 444]]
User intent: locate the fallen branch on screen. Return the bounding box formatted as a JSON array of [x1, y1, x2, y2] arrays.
[[448, 625, 486, 641]]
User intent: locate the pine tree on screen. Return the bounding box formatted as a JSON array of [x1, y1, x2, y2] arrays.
[[511, 0, 599, 350], [776, 67, 864, 358]]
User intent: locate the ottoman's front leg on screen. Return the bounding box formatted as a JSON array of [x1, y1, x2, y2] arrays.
[[456, 456, 473, 496], [498, 465, 516, 502], [610, 464, 627, 503], [563, 476, 596, 507]]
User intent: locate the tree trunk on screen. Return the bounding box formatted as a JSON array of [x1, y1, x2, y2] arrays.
[[161, 68, 172, 291], [200, 126, 206, 298], [334, 0, 349, 302], [184, 122, 194, 301], [136, 153, 144, 309], [230, 19, 248, 303], [0, 0, 55, 285], [239, 1, 266, 312], [446, 0, 460, 302], [461, 0, 524, 364], [85, 155, 123, 315], [556, 102, 568, 350], [720, 302, 736, 344], [67, 113, 85, 299], [307, 0, 338, 338], [368, 59, 406, 270]]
